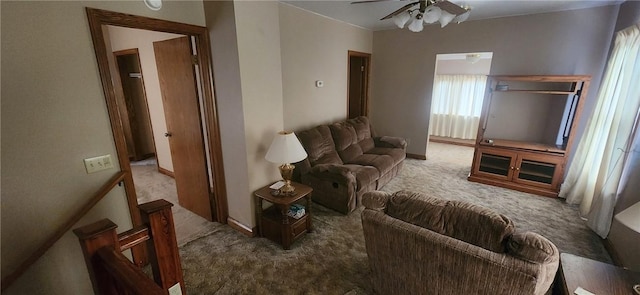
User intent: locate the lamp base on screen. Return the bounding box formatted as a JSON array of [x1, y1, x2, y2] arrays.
[[278, 163, 296, 196]]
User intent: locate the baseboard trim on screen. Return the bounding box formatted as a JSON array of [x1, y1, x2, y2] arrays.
[[429, 136, 475, 147], [158, 167, 174, 178], [227, 217, 255, 237], [406, 153, 426, 160]]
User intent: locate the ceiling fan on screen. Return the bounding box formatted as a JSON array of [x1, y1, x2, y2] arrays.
[[351, 0, 471, 32]]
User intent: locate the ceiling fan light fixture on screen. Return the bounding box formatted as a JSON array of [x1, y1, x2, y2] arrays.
[[392, 10, 412, 28], [408, 13, 424, 32], [466, 53, 482, 64], [423, 6, 441, 24], [438, 10, 456, 28]]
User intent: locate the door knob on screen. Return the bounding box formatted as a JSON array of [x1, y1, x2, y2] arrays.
[[164, 132, 172, 137]]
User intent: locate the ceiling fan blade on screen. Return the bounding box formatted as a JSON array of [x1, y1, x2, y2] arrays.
[[380, 1, 419, 20], [433, 0, 467, 15]]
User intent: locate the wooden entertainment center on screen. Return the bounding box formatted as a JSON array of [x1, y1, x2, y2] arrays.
[[468, 75, 591, 197]]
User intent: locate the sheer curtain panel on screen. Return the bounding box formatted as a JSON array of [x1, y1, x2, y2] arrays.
[[559, 23, 640, 238], [429, 75, 487, 140]]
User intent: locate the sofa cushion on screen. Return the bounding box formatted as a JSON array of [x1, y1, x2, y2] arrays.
[[386, 190, 515, 253], [366, 147, 406, 165], [330, 122, 363, 163], [347, 116, 375, 153], [298, 125, 342, 165], [349, 154, 395, 175]]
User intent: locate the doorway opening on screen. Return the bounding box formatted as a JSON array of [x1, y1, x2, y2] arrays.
[[428, 52, 493, 148], [347, 50, 371, 119], [86, 8, 228, 265], [114, 49, 156, 162]]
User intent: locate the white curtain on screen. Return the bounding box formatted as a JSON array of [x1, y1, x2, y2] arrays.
[[429, 74, 487, 140], [559, 23, 640, 238]]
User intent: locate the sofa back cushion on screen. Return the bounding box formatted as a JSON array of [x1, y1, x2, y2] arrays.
[[330, 116, 375, 163], [386, 190, 515, 253], [297, 125, 343, 166]]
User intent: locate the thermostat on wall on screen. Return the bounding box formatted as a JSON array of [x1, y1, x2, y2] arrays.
[[315, 80, 324, 88]]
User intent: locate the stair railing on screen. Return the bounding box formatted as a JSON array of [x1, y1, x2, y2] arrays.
[[1, 171, 128, 291], [74, 199, 184, 295]]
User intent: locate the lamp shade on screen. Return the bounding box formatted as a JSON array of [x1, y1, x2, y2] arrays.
[[438, 10, 455, 28], [265, 131, 308, 164], [423, 6, 441, 24], [408, 14, 424, 32], [392, 10, 411, 28], [614, 201, 640, 233]]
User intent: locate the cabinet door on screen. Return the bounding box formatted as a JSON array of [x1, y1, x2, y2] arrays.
[[474, 148, 517, 181], [513, 153, 564, 189]]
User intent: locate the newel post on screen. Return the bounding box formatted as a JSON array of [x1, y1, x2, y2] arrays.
[[73, 219, 121, 295], [139, 199, 185, 293]]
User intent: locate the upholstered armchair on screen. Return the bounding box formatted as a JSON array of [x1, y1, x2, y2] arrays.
[[361, 190, 559, 295]]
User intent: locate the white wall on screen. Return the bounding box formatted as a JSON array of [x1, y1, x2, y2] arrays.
[[108, 26, 183, 173], [205, 0, 284, 228], [205, 1, 373, 229], [1, 1, 206, 294], [371, 5, 619, 157], [279, 3, 373, 132], [436, 58, 492, 75]]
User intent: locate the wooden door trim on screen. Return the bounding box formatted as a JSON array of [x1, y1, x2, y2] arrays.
[[347, 50, 371, 118], [86, 8, 228, 233]]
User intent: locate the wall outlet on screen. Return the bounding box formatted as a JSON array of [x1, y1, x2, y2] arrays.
[[168, 283, 182, 295], [83, 154, 114, 174]]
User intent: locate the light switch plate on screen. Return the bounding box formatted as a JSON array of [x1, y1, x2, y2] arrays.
[[83, 154, 114, 174]]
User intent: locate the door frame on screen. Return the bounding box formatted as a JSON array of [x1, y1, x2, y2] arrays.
[[347, 50, 371, 118], [86, 8, 228, 258]]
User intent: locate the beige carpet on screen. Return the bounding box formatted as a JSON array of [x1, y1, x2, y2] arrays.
[[162, 143, 611, 294], [131, 159, 222, 247]]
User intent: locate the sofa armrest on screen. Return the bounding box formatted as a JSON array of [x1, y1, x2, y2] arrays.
[[362, 191, 391, 211], [507, 232, 559, 264], [374, 136, 407, 149]]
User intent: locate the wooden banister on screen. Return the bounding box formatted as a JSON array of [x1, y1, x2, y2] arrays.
[[95, 248, 165, 295], [118, 226, 150, 252], [1, 171, 127, 291], [74, 199, 184, 295]]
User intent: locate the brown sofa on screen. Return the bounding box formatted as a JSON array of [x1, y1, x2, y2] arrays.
[[362, 190, 559, 295], [294, 116, 406, 214]]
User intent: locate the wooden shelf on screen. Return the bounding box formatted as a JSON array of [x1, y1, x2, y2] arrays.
[[479, 163, 508, 171], [479, 139, 565, 154], [518, 171, 553, 179], [493, 89, 576, 95]]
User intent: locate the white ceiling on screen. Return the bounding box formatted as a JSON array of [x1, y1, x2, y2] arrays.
[[282, 0, 623, 31]]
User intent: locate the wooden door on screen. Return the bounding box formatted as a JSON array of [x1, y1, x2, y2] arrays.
[[115, 50, 156, 161], [153, 36, 212, 221], [472, 147, 517, 181], [513, 152, 564, 190], [348, 51, 370, 119]]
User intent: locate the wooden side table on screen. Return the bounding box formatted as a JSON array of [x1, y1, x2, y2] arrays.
[[254, 182, 313, 250], [554, 253, 640, 295]]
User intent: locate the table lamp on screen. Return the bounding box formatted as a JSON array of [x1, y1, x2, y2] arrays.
[[614, 201, 640, 295], [265, 131, 308, 195]]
